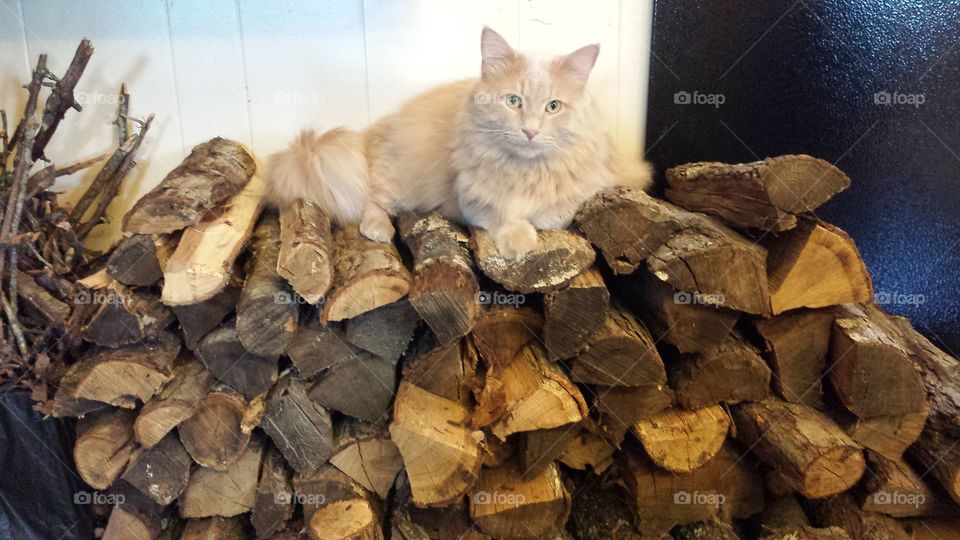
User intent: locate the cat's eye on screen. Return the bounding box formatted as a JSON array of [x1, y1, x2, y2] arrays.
[[546, 100, 563, 113], [505, 94, 523, 109]]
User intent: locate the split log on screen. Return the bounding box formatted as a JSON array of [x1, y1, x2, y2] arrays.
[[197, 322, 278, 398], [542, 267, 610, 360], [861, 452, 939, 518], [567, 303, 666, 387], [471, 306, 542, 369], [830, 304, 927, 419], [292, 463, 371, 520], [286, 320, 357, 378], [401, 334, 474, 406], [179, 389, 251, 471], [633, 405, 730, 473], [390, 471, 487, 540], [123, 137, 255, 234], [121, 431, 192, 505], [665, 155, 850, 231], [758, 496, 851, 540], [612, 270, 739, 354], [619, 442, 764, 537], [766, 220, 872, 314], [754, 309, 834, 409], [838, 404, 928, 462], [732, 399, 865, 498], [520, 425, 580, 478], [558, 425, 615, 474], [668, 332, 772, 409], [134, 355, 213, 447], [101, 483, 168, 540], [591, 383, 674, 445], [74, 408, 137, 490], [469, 461, 570, 539], [398, 213, 480, 343], [106, 233, 176, 286], [308, 499, 383, 540], [179, 516, 249, 539], [261, 375, 333, 476], [180, 434, 265, 518], [16, 273, 70, 329], [251, 444, 294, 539], [471, 228, 595, 293], [172, 275, 241, 350], [490, 343, 587, 440], [103, 506, 161, 540], [308, 347, 396, 422], [329, 418, 403, 500], [389, 380, 483, 506], [75, 278, 175, 347], [344, 299, 419, 361], [803, 493, 910, 540], [277, 199, 333, 304], [236, 212, 298, 357], [162, 175, 266, 306], [567, 473, 643, 540], [53, 331, 179, 414], [321, 224, 411, 322]]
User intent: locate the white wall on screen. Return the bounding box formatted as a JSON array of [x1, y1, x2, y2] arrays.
[[0, 0, 653, 248]]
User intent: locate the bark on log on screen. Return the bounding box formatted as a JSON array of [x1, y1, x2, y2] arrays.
[[75, 278, 175, 347], [179, 389, 251, 471], [15, 273, 71, 330], [106, 233, 176, 286], [344, 298, 419, 361], [286, 319, 357, 378], [261, 375, 333, 476], [591, 383, 674, 445], [179, 434, 265, 518], [123, 137, 255, 234], [861, 452, 942, 518], [567, 473, 644, 540], [236, 212, 298, 357], [292, 463, 372, 521], [471, 306, 543, 370], [567, 303, 666, 387], [401, 334, 474, 406], [469, 461, 570, 539], [74, 408, 137, 490], [389, 380, 483, 506], [329, 418, 403, 499], [803, 493, 910, 540], [197, 322, 278, 399], [134, 355, 213, 448], [766, 220, 872, 315], [669, 332, 772, 409], [321, 224, 411, 322], [308, 498, 383, 540], [121, 431, 192, 505], [308, 346, 396, 422], [277, 199, 333, 305], [162, 175, 265, 306], [755, 309, 834, 409], [732, 399, 865, 498], [665, 155, 850, 231], [251, 443, 294, 539], [398, 213, 480, 343], [471, 228, 595, 294], [633, 405, 731, 473], [542, 267, 610, 360], [830, 304, 928, 419], [172, 274, 242, 350], [758, 496, 851, 540]]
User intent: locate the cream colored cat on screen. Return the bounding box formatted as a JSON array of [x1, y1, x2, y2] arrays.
[[266, 27, 651, 260]]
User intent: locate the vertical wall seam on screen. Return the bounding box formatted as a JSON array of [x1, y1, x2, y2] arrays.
[[234, 0, 256, 153], [616, 0, 623, 148], [17, 0, 31, 73], [359, 0, 372, 125], [164, 0, 187, 157]]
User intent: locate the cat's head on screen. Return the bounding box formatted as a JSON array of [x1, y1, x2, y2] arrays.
[[469, 27, 600, 159]]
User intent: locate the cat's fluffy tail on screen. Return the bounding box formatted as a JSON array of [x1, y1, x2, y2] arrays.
[[264, 128, 369, 223], [613, 157, 655, 191]]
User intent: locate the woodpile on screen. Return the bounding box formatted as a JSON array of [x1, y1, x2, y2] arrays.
[[11, 77, 952, 539]]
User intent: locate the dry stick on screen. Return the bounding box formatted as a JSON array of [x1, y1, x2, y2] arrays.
[[5, 55, 47, 155], [0, 110, 8, 173], [113, 84, 129, 146], [25, 153, 107, 200], [31, 39, 94, 162]]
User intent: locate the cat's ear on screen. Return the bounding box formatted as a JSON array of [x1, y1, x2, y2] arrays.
[[481, 26, 517, 79], [558, 44, 600, 89]]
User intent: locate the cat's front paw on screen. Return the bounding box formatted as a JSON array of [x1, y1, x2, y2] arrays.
[[494, 221, 538, 261], [360, 210, 396, 243]]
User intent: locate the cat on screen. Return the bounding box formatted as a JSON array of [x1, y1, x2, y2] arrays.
[[265, 27, 652, 260]]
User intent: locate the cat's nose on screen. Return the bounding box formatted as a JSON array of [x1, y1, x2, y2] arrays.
[[522, 128, 539, 141]]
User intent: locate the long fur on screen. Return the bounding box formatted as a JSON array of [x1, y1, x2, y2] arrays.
[[265, 28, 652, 258]]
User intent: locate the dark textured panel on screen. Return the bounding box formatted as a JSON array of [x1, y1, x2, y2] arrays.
[[645, 0, 960, 353]]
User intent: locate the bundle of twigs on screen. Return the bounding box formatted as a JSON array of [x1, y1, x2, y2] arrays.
[[0, 39, 152, 407]]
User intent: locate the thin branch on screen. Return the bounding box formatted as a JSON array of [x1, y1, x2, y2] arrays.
[[31, 39, 94, 162], [113, 84, 129, 146]]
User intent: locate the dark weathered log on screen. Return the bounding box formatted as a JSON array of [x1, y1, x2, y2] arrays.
[[292, 463, 377, 523], [567, 473, 643, 540], [634, 405, 731, 473], [344, 298, 419, 361], [754, 309, 834, 409], [123, 137, 255, 234], [401, 334, 474, 406], [669, 332, 772, 408], [732, 399, 865, 498], [308, 346, 396, 422], [106, 234, 176, 286], [286, 318, 357, 378], [568, 303, 666, 387], [765, 220, 872, 314], [74, 275, 175, 347], [16, 273, 70, 329], [469, 461, 570, 539], [390, 471, 489, 540], [472, 228, 595, 293], [398, 213, 480, 343], [179, 389, 251, 471], [197, 322, 277, 399], [321, 224, 411, 322], [251, 443, 294, 539], [389, 380, 482, 506], [277, 199, 333, 304], [180, 434, 265, 518], [261, 375, 332, 476], [173, 275, 242, 350], [591, 383, 674, 445], [830, 304, 927, 419], [665, 155, 850, 231], [803, 493, 910, 540], [121, 431, 192, 505], [542, 267, 610, 360], [134, 355, 213, 448], [74, 408, 137, 490], [758, 496, 851, 540], [329, 417, 403, 499], [102, 483, 169, 540], [291, 465, 383, 540]]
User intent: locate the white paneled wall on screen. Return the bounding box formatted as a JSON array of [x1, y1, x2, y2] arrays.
[[0, 0, 653, 248]]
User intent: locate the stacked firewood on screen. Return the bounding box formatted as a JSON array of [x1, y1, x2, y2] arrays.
[[51, 137, 960, 540]]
